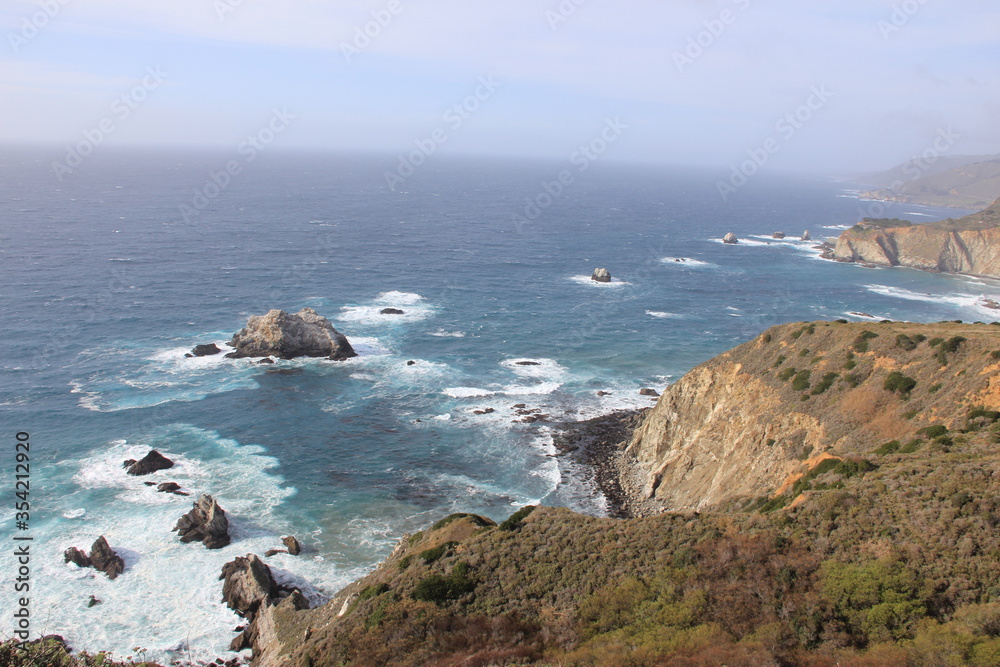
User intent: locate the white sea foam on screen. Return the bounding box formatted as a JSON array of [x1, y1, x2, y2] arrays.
[[0, 426, 365, 665], [646, 311, 682, 319], [822, 224, 852, 230], [429, 330, 465, 338], [569, 275, 631, 286], [660, 257, 714, 267], [500, 358, 566, 379], [375, 291, 425, 306], [444, 386, 497, 399]]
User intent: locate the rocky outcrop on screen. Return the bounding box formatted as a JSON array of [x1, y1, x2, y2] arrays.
[[124, 450, 174, 476], [282, 536, 302, 556], [591, 268, 611, 283], [220, 554, 309, 656], [801, 230, 811, 241], [772, 232, 786, 239], [191, 343, 222, 357], [64, 536, 124, 579], [723, 233, 738, 244], [379, 308, 404, 315], [174, 494, 231, 549], [833, 198, 1000, 278], [227, 308, 356, 360]]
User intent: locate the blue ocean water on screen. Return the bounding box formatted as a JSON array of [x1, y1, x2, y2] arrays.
[[0, 148, 996, 662]]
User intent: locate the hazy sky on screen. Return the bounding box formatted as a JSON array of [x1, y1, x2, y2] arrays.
[[2, 0, 998, 173]]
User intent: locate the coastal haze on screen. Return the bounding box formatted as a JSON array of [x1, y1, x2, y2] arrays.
[[3, 1, 1000, 665]]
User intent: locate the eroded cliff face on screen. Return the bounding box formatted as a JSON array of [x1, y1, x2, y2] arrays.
[[833, 225, 1000, 278], [832, 197, 1000, 278], [622, 320, 1000, 514]]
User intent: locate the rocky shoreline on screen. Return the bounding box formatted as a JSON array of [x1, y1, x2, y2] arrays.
[[552, 409, 659, 519]]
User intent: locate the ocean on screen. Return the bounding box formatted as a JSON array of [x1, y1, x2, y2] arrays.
[[0, 148, 995, 663]]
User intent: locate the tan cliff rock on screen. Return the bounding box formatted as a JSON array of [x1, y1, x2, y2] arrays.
[[832, 197, 1000, 278], [621, 320, 1000, 514]]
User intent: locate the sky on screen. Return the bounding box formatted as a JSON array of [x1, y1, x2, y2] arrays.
[[1, 0, 999, 174]]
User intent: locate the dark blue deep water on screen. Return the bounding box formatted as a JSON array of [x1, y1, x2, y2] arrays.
[[0, 148, 993, 661]]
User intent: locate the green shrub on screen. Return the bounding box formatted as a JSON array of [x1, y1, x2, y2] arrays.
[[799, 348, 810, 357], [420, 541, 458, 564], [884, 372, 917, 397], [917, 425, 948, 439], [411, 562, 476, 604], [844, 373, 862, 388], [778, 367, 797, 381], [834, 458, 876, 478], [875, 441, 900, 456], [899, 439, 923, 454], [811, 372, 839, 395], [357, 583, 391, 601], [792, 370, 812, 392], [991, 351, 1000, 360], [431, 513, 494, 531], [854, 330, 879, 353], [942, 336, 967, 353], [773, 355, 787, 368], [499, 505, 536, 531], [929, 337, 945, 347], [896, 334, 919, 351], [397, 555, 413, 570], [762, 333, 772, 344], [928, 383, 942, 394]]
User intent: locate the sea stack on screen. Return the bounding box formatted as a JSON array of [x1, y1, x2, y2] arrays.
[[173, 494, 231, 549], [227, 308, 356, 360], [592, 268, 612, 283], [723, 233, 738, 244], [801, 230, 811, 241]]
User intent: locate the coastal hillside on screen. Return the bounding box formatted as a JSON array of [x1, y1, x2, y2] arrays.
[[833, 198, 1000, 278], [857, 155, 1000, 209], [246, 321, 1000, 666]]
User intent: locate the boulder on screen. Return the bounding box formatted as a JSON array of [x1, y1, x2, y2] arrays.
[[516, 361, 541, 366], [64, 547, 91, 568], [264, 549, 287, 557], [227, 308, 356, 360], [379, 308, 405, 315], [191, 343, 222, 357], [591, 268, 612, 283], [801, 230, 811, 241], [220, 554, 278, 618], [639, 388, 660, 397], [723, 233, 738, 244], [281, 536, 302, 556], [87, 595, 101, 608], [772, 232, 786, 239], [126, 450, 174, 476], [89, 536, 125, 580], [596, 390, 612, 396], [174, 494, 231, 549], [157, 482, 185, 495], [257, 357, 275, 365]]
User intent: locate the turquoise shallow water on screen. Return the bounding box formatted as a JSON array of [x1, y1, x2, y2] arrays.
[[0, 149, 994, 662]]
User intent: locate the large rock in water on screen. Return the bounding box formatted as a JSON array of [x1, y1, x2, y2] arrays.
[[723, 233, 738, 244], [125, 450, 174, 476], [591, 268, 612, 283], [220, 554, 310, 653], [89, 536, 125, 580], [174, 494, 231, 549], [227, 308, 356, 360]]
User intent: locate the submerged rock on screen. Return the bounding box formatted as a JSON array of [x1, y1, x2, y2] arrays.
[[191, 343, 222, 357], [126, 450, 174, 476], [227, 308, 356, 360], [174, 494, 231, 549], [379, 308, 405, 315], [592, 268, 612, 283], [723, 233, 738, 244]]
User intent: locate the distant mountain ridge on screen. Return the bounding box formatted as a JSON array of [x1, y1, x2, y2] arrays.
[[854, 154, 1000, 209]]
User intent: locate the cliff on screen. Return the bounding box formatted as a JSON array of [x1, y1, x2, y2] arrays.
[[833, 197, 1000, 278], [858, 159, 1000, 209], [242, 320, 1000, 666]]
